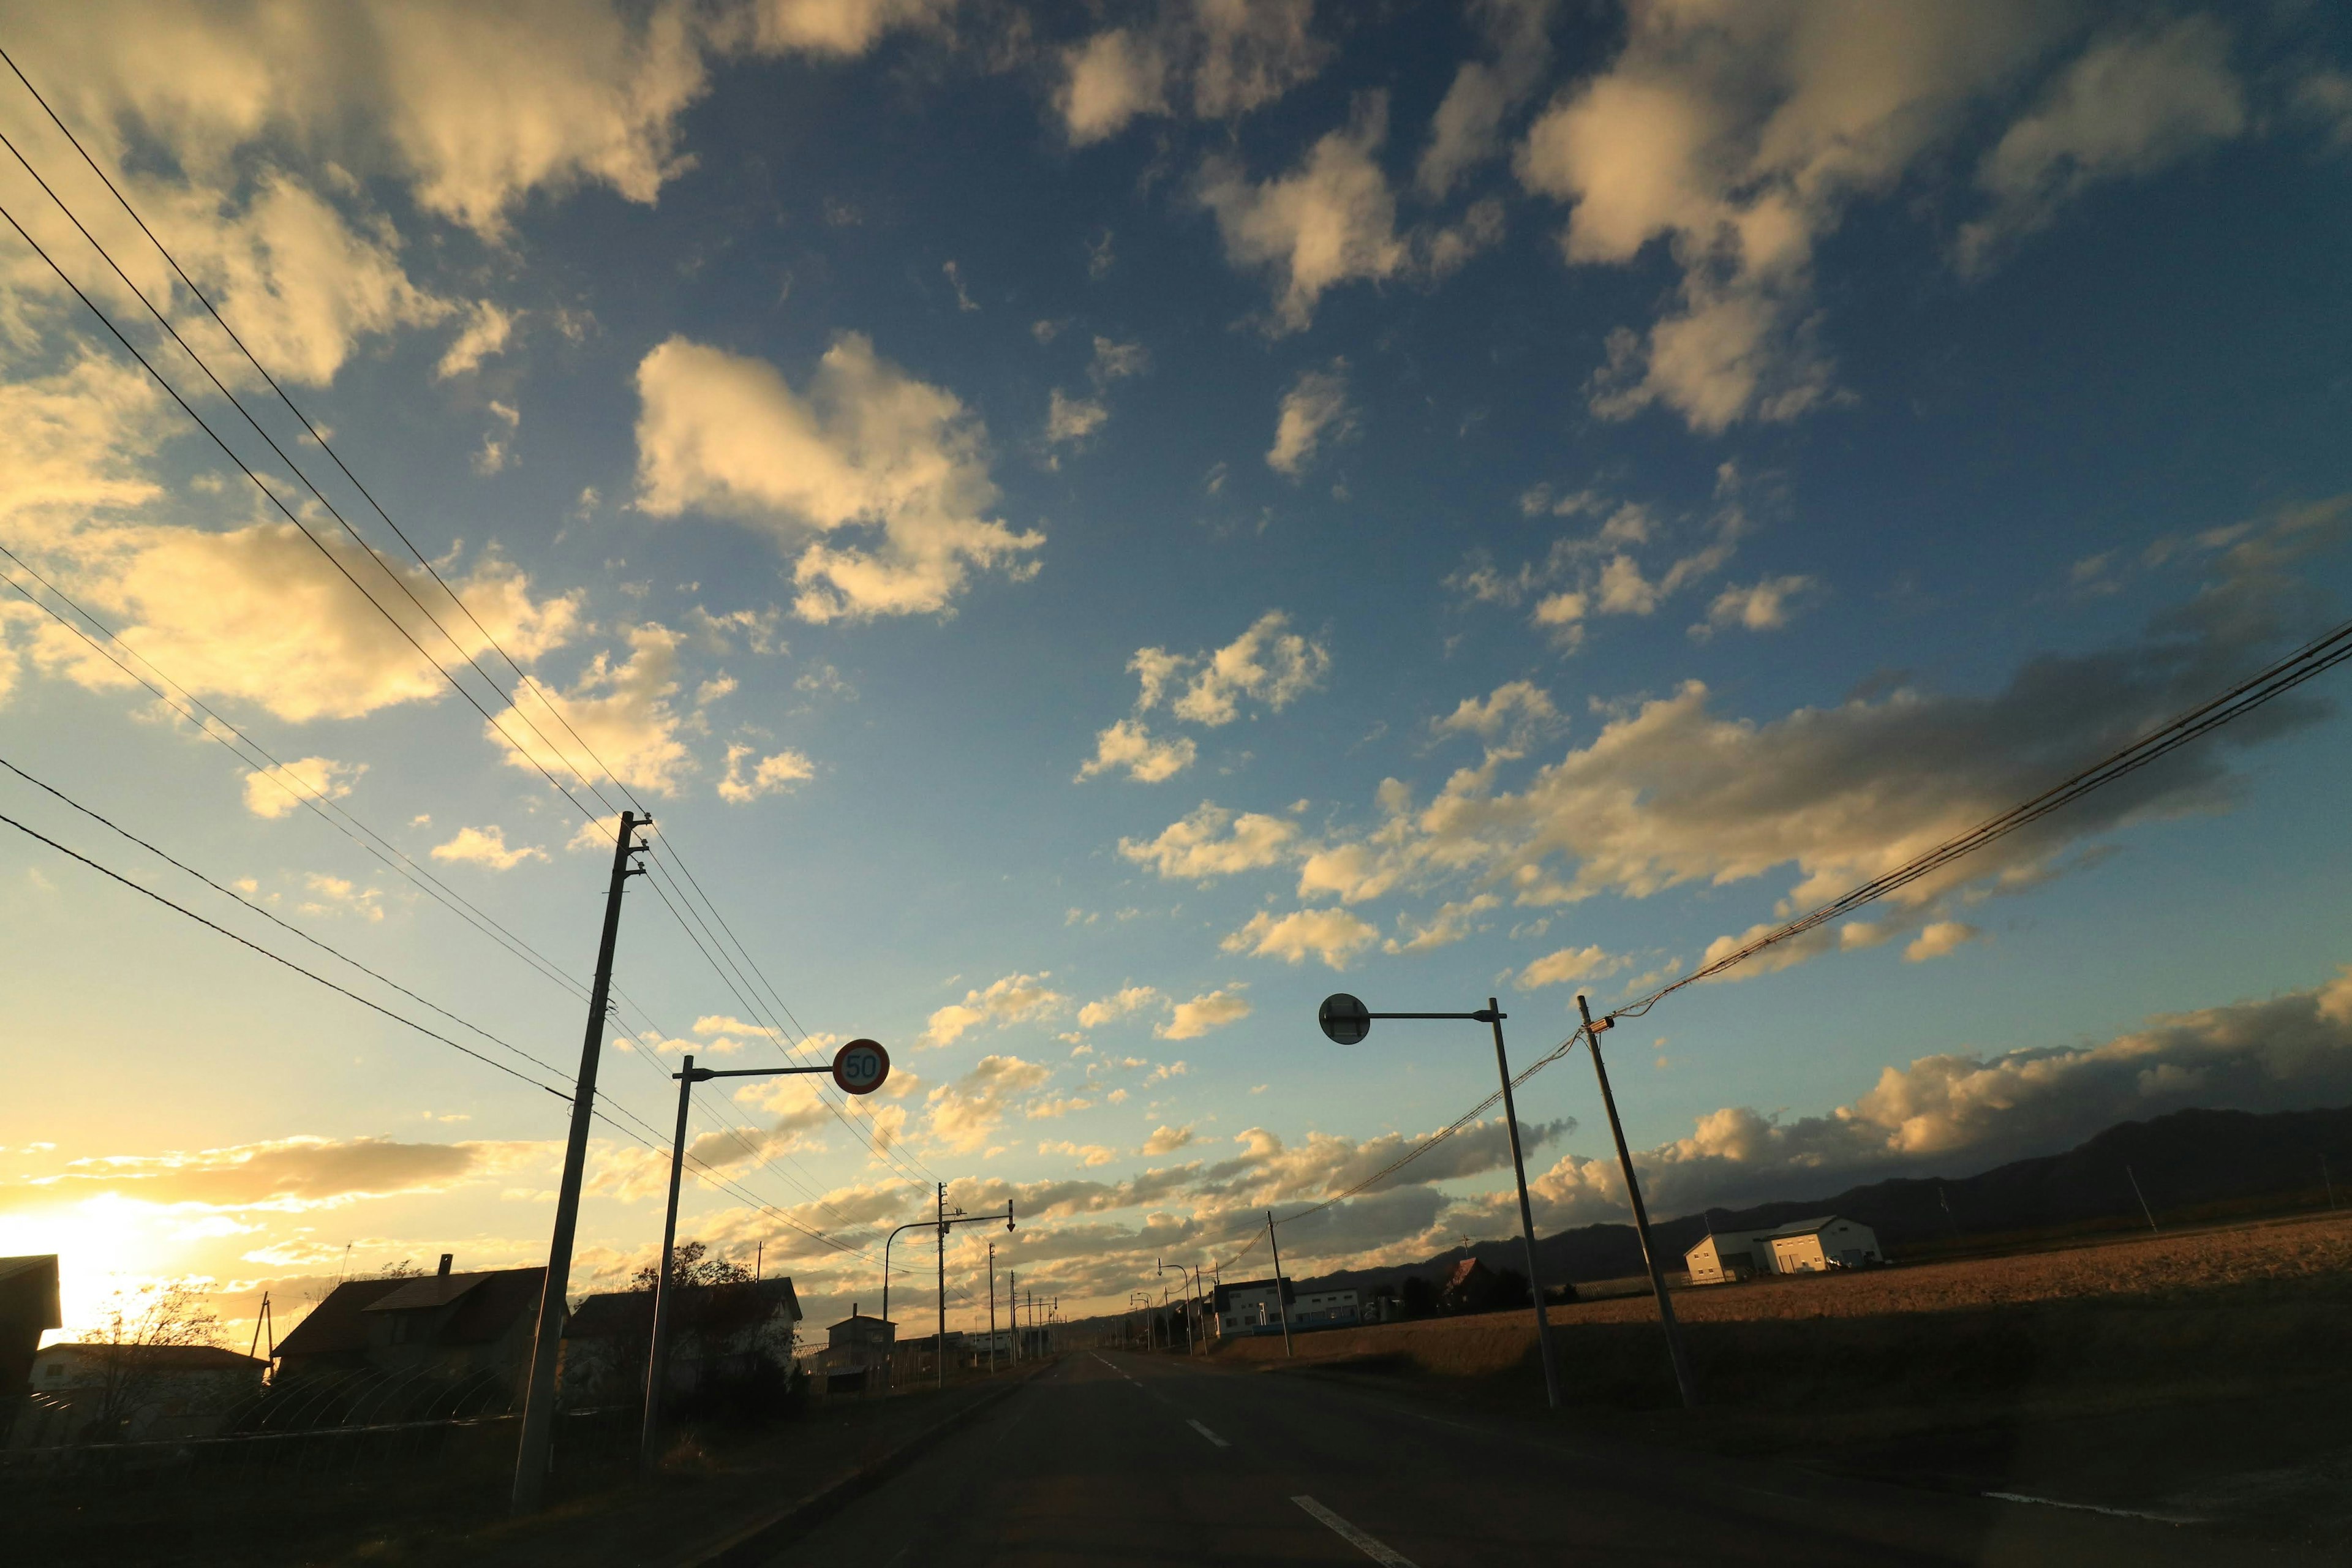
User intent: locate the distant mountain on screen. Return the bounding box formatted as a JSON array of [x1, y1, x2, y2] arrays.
[[1300, 1104, 2352, 1297]]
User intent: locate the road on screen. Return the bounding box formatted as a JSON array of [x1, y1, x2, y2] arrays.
[[753, 1349, 2321, 1567]]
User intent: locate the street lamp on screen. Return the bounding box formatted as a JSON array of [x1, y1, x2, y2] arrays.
[[1155, 1259, 1204, 1354], [881, 1193, 1014, 1389], [646, 1038, 891, 1471], [1316, 992, 1564, 1411]]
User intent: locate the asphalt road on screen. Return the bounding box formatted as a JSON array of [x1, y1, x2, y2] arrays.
[[755, 1350, 2323, 1567]]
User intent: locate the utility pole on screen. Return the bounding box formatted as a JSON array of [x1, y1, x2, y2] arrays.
[[936, 1182, 947, 1390], [1265, 1210, 1293, 1359], [988, 1241, 998, 1374], [513, 810, 646, 1516], [1578, 994, 1697, 1409], [2127, 1164, 2160, 1234], [1487, 997, 1562, 1412], [1007, 1270, 1017, 1362]]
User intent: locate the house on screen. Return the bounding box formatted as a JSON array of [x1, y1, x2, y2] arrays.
[[13, 1343, 268, 1446], [273, 1255, 545, 1387], [1212, 1278, 1292, 1338], [1684, 1231, 1771, 1285], [1762, 1216, 1883, 1273], [0, 1255, 61, 1399], [562, 1276, 801, 1406], [1439, 1257, 1500, 1313], [1291, 1287, 1361, 1329], [808, 1308, 895, 1395]]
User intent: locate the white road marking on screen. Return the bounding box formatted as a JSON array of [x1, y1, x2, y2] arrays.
[[1187, 1419, 1229, 1448], [1292, 1496, 1419, 1567], [1983, 1491, 2205, 1526]]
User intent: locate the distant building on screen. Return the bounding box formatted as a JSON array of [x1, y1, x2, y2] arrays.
[[809, 1308, 895, 1395], [1684, 1217, 1883, 1283], [1763, 1216, 1882, 1273], [1439, 1257, 1501, 1313], [13, 1343, 268, 1446], [0, 1255, 61, 1400], [273, 1256, 543, 1385], [562, 1277, 800, 1404], [1212, 1278, 1291, 1337]]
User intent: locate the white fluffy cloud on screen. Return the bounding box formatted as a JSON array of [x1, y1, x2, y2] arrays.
[[1119, 802, 1300, 880], [924, 1054, 1052, 1152], [1077, 986, 1164, 1030], [1052, 0, 1327, 145], [632, 334, 1042, 623], [242, 756, 363, 820], [718, 744, 816, 802], [429, 824, 546, 870], [1080, 612, 1328, 784], [1221, 907, 1378, 970], [1265, 361, 1355, 477], [1694, 573, 1820, 638], [924, 972, 1069, 1047], [1957, 16, 2247, 275], [1158, 987, 1251, 1040], [1076, 719, 1197, 784], [489, 624, 693, 795], [1415, 0, 1557, 200], [1515, 943, 1627, 991], [1200, 94, 1406, 333]]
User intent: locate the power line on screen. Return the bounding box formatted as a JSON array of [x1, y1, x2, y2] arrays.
[[1270, 609, 2352, 1227], [0, 71, 914, 1197]]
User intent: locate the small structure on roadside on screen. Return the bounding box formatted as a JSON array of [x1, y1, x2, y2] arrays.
[[0, 1255, 61, 1401], [273, 1254, 543, 1386], [562, 1276, 800, 1406], [1685, 1216, 1883, 1283], [809, 1307, 895, 1395], [13, 1343, 268, 1446]]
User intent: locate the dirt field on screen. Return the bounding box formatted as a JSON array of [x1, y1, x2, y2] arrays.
[[1206, 1211, 2352, 1543]]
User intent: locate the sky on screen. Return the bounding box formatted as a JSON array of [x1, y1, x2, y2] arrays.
[[2, 0, 2351, 1349]]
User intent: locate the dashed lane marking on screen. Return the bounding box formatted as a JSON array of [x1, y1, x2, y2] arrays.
[[1187, 1419, 1229, 1448], [1292, 1496, 1419, 1567], [1983, 1491, 2206, 1526]]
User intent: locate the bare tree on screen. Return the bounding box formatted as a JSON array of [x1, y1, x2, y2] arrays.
[[79, 1280, 222, 1441]]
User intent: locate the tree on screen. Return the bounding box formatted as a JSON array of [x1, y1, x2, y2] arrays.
[[78, 1280, 223, 1442], [632, 1240, 753, 1292]]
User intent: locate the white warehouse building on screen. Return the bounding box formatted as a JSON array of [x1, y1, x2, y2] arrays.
[[1684, 1216, 1883, 1284]]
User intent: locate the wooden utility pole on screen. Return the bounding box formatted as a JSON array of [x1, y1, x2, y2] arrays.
[[936, 1182, 948, 1389], [1578, 993, 1698, 1409], [1265, 1210, 1293, 1358], [513, 811, 646, 1515]]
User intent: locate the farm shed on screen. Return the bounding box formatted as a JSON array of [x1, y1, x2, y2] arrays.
[[1684, 1231, 1771, 1284], [1763, 1216, 1883, 1273]]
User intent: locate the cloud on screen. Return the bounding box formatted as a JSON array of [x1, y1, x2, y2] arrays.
[[1527, 965, 2352, 1229], [1221, 908, 1378, 970], [924, 973, 1069, 1047], [1694, 574, 1820, 638], [1515, 0, 2071, 431], [1078, 986, 1163, 1030], [20, 1135, 538, 1212], [1089, 336, 1149, 383], [1076, 719, 1197, 783], [1162, 611, 1330, 725], [1120, 801, 1300, 880], [1159, 988, 1251, 1039], [1515, 943, 1629, 990], [1056, 27, 1170, 145], [1051, 0, 1327, 145], [1904, 920, 1981, 963], [1415, 0, 1558, 199], [1957, 17, 2247, 276], [633, 334, 1042, 623], [435, 301, 516, 379], [1433, 680, 1558, 744], [1045, 388, 1108, 447], [1200, 96, 1408, 333], [718, 744, 816, 802], [1448, 481, 1747, 649], [298, 872, 383, 921], [924, 1054, 1052, 1152], [1142, 1124, 1196, 1156], [1297, 500, 2349, 973], [489, 624, 693, 794], [242, 756, 363, 820], [428, 824, 546, 870], [1265, 361, 1356, 477], [1385, 895, 1500, 954]]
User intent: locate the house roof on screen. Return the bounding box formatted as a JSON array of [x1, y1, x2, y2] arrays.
[[362, 1274, 489, 1313], [0, 1255, 62, 1329], [43, 1344, 266, 1372], [1443, 1257, 1495, 1291], [568, 1278, 801, 1340], [826, 1312, 894, 1330], [276, 1268, 544, 1360], [1762, 1216, 1845, 1238]]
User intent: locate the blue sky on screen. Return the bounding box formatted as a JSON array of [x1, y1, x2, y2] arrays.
[[2, 0, 2351, 1341]]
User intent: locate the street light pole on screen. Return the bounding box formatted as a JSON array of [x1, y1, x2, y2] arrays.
[[1312, 993, 1562, 1410], [643, 1054, 842, 1471], [1577, 993, 1698, 1408], [513, 810, 646, 1517]]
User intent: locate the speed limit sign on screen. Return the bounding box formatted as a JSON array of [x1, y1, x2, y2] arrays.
[[832, 1038, 890, 1095]]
